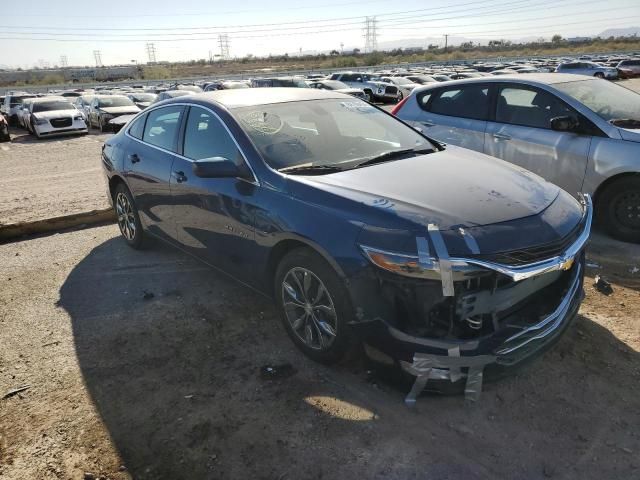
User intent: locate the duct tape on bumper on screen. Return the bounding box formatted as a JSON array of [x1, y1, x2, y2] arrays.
[[400, 352, 495, 405]]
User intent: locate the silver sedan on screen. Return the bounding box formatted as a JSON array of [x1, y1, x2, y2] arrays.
[[393, 73, 640, 242]]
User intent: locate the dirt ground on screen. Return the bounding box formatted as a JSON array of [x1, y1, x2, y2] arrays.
[[0, 129, 111, 225], [0, 224, 639, 480]]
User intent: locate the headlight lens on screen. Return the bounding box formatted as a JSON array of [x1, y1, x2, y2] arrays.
[[34, 118, 48, 125], [74, 115, 83, 120], [360, 245, 487, 281]]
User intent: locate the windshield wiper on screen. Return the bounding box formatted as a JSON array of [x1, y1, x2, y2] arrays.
[[352, 148, 433, 169], [610, 118, 640, 128], [279, 164, 345, 175]]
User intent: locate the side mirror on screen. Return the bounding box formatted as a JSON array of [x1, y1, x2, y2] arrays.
[[550, 115, 579, 132], [192, 157, 245, 179]]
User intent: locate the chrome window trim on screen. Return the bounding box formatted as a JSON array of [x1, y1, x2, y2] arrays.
[[124, 102, 260, 186], [361, 194, 592, 282]]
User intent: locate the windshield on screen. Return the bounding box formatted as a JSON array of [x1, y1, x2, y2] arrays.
[[232, 99, 433, 171], [97, 97, 135, 108], [10, 95, 35, 107], [130, 93, 156, 102], [33, 101, 75, 113], [392, 77, 413, 85], [554, 79, 640, 122]]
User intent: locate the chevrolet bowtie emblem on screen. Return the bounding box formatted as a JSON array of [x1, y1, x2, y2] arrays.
[[559, 256, 575, 271]]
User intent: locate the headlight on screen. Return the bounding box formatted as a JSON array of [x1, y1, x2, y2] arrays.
[[360, 245, 485, 281], [102, 113, 114, 120], [34, 118, 48, 125], [74, 115, 83, 120], [377, 87, 384, 93]]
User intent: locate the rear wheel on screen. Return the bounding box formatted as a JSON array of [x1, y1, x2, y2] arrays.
[[274, 248, 356, 364], [597, 176, 640, 243], [114, 183, 145, 249]]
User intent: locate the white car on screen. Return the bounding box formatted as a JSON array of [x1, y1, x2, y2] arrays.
[[380, 76, 420, 101], [29, 98, 88, 139]]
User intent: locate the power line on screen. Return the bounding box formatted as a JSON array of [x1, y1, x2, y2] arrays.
[[0, 0, 562, 33]]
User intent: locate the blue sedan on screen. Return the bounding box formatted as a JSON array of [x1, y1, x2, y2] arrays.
[[102, 88, 591, 401]]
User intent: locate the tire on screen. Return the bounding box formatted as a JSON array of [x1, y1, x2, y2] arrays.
[[274, 248, 356, 364], [114, 183, 145, 249], [9, 115, 18, 127], [363, 90, 373, 102], [397, 91, 404, 102], [596, 176, 640, 243], [594, 72, 605, 79], [99, 117, 106, 133]]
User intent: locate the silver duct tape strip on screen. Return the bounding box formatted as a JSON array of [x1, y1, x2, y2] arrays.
[[464, 365, 484, 402], [458, 227, 480, 254], [401, 352, 495, 406], [448, 346, 463, 383], [415, 236, 431, 265], [428, 224, 454, 297]]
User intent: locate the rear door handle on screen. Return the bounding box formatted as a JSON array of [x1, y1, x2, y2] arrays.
[[172, 170, 187, 183], [128, 153, 140, 163], [493, 133, 511, 141]]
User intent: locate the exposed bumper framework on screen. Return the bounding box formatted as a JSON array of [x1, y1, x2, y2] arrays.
[[356, 194, 592, 405]]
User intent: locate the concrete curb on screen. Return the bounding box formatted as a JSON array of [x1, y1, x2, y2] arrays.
[[0, 208, 115, 242]]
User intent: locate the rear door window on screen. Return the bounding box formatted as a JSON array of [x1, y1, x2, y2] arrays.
[[142, 106, 184, 152], [427, 85, 490, 120], [128, 113, 147, 139]]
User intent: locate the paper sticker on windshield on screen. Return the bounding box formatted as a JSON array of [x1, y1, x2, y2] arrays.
[[239, 111, 283, 135], [339, 101, 376, 113]]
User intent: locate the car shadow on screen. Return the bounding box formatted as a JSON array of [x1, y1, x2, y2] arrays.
[[58, 236, 640, 479]]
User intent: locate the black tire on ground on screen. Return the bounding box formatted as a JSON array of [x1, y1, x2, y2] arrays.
[[99, 117, 106, 133], [397, 91, 404, 102], [364, 90, 373, 102], [0, 127, 9, 142], [9, 115, 18, 127], [114, 183, 145, 249], [594, 72, 605, 79], [274, 248, 357, 364], [596, 176, 640, 243]]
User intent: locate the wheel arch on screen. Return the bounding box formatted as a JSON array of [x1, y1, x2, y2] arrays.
[[108, 174, 128, 202], [265, 236, 348, 294], [592, 172, 640, 205]]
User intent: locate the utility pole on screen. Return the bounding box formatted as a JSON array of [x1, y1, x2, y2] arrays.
[[145, 43, 157, 63], [60, 55, 68, 68], [444, 34, 449, 53], [363, 17, 378, 53], [93, 50, 103, 67], [218, 34, 231, 60]]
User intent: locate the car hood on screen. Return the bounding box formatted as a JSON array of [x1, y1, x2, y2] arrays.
[[99, 106, 141, 115], [32, 110, 78, 119], [336, 88, 365, 95], [108, 114, 137, 125], [295, 145, 559, 230], [288, 146, 585, 255]]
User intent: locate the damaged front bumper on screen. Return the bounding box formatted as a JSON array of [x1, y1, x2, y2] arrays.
[[351, 194, 592, 404]]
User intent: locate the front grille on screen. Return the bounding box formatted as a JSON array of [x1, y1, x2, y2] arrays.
[[385, 86, 398, 95], [472, 223, 582, 266], [51, 117, 72, 128]]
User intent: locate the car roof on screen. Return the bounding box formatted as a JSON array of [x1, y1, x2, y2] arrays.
[[178, 88, 348, 109], [415, 73, 596, 88], [31, 96, 67, 103]]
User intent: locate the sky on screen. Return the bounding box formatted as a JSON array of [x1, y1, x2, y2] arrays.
[[1, 0, 639, 68]]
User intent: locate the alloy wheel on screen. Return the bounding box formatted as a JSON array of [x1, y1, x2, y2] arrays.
[[281, 267, 337, 350], [115, 192, 136, 241]]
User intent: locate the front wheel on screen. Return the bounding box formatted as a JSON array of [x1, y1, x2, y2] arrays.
[[274, 248, 356, 364], [397, 91, 404, 102], [597, 176, 640, 243], [594, 72, 605, 79], [114, 184, 145, 249]]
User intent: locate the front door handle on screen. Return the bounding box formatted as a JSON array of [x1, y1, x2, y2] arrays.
[[420, 121, 435, 127], [128, 153, 140, 163], [172, 170, 187, 183], [493, 133, 511, 141]]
